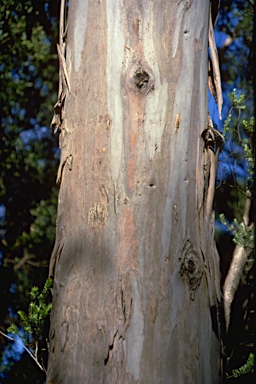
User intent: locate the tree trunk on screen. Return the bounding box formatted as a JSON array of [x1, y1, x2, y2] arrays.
[[47, 0, 221, 383]]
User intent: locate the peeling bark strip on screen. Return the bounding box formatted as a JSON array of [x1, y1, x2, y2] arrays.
[[51, 0, 69, 131], [47, 1, 222, 383], [208, 5, 223, 120], [202, 115, 224, 221]]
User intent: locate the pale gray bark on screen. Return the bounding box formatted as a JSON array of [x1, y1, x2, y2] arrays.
[[47, 1, 221, 383], [223, 194, 253, 331]]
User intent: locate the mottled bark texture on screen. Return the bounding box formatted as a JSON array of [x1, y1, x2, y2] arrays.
[[47, 1, 221, 383]]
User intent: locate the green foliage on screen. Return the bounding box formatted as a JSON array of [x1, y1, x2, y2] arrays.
[[219, 213, 254, 249], [220, 89, 254, 193], [0, 0, 59, 263], [229, 353, 254, 378], [223, 89, 248, 136], [218, 89, 254, 276], [242, 117, 254, 179], [30, 188, 58, 244], [218, 0, 253, 90], [228, 89, 246, 110], [242, 116, 254, 134], [7, 278, 52, 351], [0, 0, 59, 380]]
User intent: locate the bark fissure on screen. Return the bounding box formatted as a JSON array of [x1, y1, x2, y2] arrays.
[[104, 330, 119, 366]]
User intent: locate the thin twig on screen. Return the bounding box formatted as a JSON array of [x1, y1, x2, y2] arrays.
[[26, 260, 49, 268], [13, 253, 35, 271], [0, 330, 46, 373], [4, 257, 48, 269]]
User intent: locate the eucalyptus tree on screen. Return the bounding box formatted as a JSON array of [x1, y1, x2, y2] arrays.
[[47, 1, 223, 383]]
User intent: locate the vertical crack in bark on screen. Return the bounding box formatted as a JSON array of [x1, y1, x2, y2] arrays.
[[104, 277, 133, 368], [120, 285, 126, 323], [121, 286, 133, 329], [104, 330, 118, 365], [104, 330, 126, 366], [118, 276, 133, 332]]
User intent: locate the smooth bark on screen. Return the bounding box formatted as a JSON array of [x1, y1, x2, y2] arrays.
[[47, 1, 221, 383]]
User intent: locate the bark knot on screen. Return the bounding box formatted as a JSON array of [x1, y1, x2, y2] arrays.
[[126, 60, 154, 94], [133, 67, 149, 89], [179, 240, 203, 300]]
